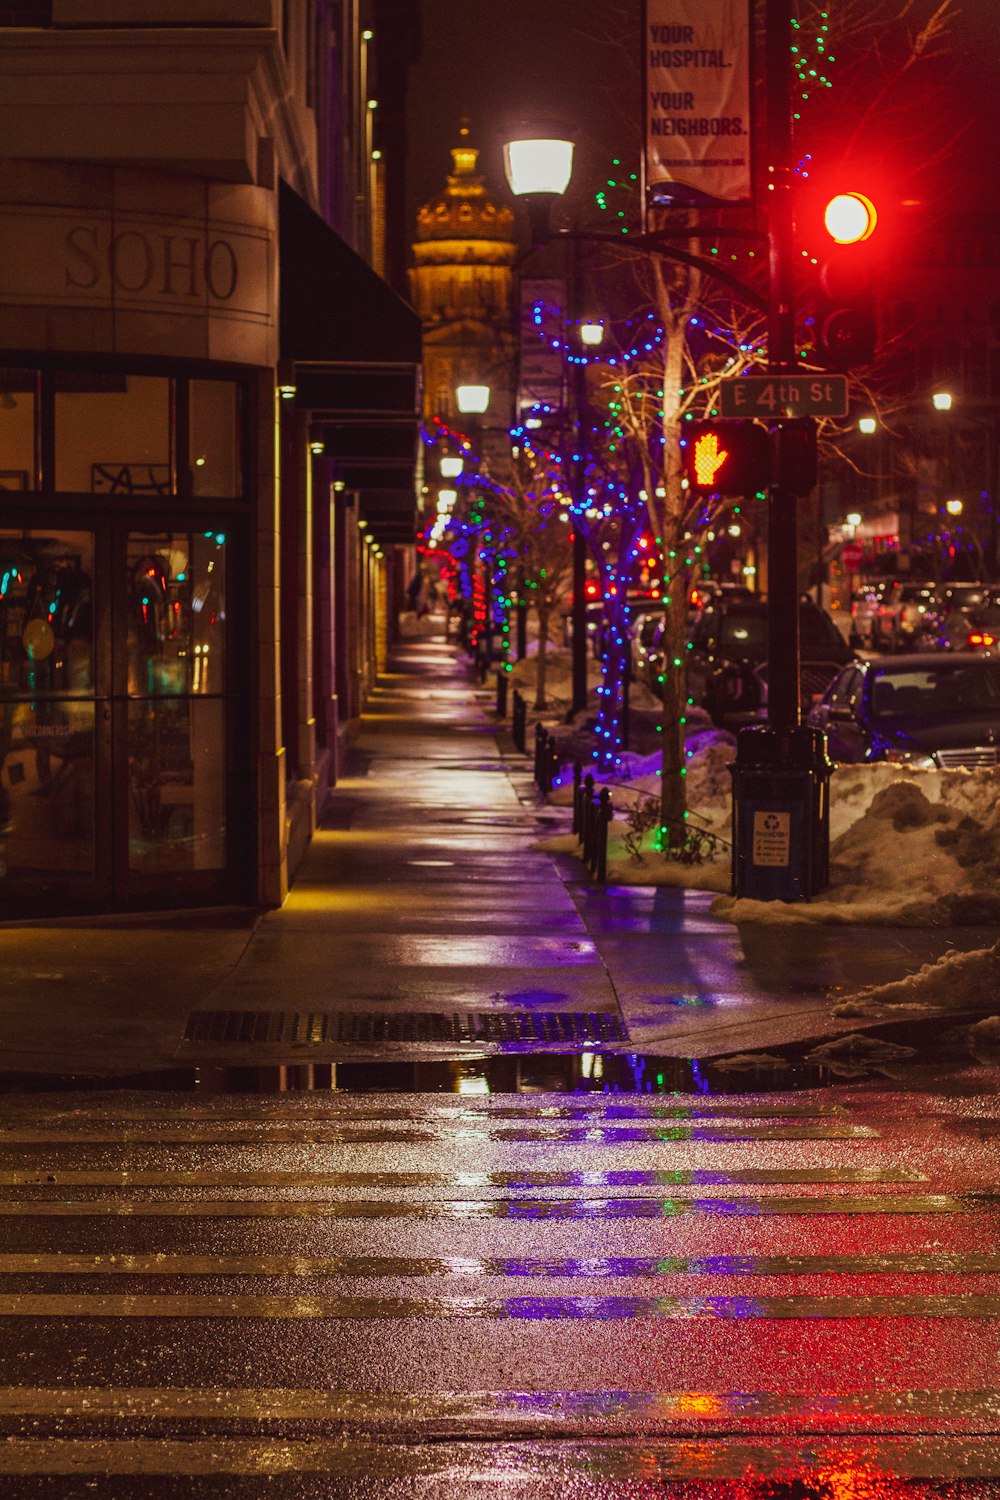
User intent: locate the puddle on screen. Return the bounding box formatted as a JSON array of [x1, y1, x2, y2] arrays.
[[0, 1012, 990, 1098]]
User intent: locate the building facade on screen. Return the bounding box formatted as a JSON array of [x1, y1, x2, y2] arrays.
[[0, 1, 421, 915], [409, 126, 517, 460]]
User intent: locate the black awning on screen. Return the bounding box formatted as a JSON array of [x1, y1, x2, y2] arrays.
[[279, 181, 422, 367], [279, 182, 422, 541]]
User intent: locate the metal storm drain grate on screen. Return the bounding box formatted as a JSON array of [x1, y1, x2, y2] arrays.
[[183, 1009, 628, 1046]]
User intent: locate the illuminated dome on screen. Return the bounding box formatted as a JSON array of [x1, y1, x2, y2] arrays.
[[414, 120, 516, 262]]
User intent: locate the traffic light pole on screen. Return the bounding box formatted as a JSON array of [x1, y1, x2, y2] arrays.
[[764, 0, 800, 735], [724, 0, 833, 903]]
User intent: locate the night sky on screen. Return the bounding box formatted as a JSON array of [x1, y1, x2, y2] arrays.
[[404, 0, 637, 234], [403, 0, 999, 242]]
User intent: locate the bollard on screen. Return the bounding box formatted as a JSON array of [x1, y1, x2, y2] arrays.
[[495, 669, 508, 719], [571, 761, 582, 835], [534, 721, 545, 786], [581, 773, 596, 860], [538, 731, 550, 795], [512, 691, 526, 753], [595, 787, 613, 882]]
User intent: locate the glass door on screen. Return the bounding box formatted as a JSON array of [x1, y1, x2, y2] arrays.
[[0, 526, 105, 906], [0, 519, 249, 912], [114, 524, 247, 905]]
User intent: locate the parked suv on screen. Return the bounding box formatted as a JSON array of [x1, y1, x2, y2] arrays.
[[647, 596, 854, 725]]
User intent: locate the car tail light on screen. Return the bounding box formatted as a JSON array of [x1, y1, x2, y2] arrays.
[[968, 632, 996, 647]]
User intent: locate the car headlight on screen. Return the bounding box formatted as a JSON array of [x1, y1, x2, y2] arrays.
[[883, 747, 936, 770]]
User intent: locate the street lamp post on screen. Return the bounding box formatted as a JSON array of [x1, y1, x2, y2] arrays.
[[503, 126, 592, 719], [455, 382, 494, 666]]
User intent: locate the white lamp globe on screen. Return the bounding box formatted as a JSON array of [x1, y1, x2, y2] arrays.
[[456, 384, 491, 415]]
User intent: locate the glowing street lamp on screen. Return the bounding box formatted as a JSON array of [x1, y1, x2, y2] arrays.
[[502, 129, 575, 198], [932, 391, 953, 412], [455, 384, 490, 415], [580, 322, 604, 347], [440, 455, 463, 479], [858, 417, 877, 434]]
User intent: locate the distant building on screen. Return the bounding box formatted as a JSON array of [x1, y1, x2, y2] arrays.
[[410, 124, 517, 499]]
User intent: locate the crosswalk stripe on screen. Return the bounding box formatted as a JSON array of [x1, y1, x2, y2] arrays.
[[8, 1250, 992, 1277], [0, 1193, 961, 1219], [0, 1165, 924, 1188], [1, 1291, 999, 1318], [0, 1434, 995, 1477], [0, 1122, 880, 1142], [0, 1102, 850, 1120], [0, 1386, 994, 1424]]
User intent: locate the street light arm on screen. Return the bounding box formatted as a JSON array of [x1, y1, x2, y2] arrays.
[[543, 227, 769, 314]]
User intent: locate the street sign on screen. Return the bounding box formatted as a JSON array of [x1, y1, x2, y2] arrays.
[[719, 373, 849, 419], [840, 542, 864, 571]]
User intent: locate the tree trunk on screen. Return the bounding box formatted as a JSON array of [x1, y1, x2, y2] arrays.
[[658, 578, 689, 847], [534, 605, 550, 710]]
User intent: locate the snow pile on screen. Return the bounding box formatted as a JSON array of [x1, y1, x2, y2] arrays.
[[968, 1015, 1000, 1063], [539, 729, 1000, 927], [832, 938, 1000, 1017], [716, 769, 1000, 927]]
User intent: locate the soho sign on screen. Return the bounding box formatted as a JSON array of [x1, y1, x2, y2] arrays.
[[0, 202, 273, 360], [65, 224, 239, 301]]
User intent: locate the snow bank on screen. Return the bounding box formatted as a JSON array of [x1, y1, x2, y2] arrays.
[[539, 728, 1000, 928], [832, 938, 1000, 1016]]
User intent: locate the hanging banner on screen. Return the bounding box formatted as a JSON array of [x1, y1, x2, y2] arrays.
[[644, 0, 752, 207]]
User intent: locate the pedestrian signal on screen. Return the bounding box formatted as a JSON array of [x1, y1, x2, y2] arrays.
[[682, 421, 769, 496]]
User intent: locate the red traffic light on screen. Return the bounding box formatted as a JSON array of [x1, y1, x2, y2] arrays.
[[823, 191, 878, 244], [814, 191, 880, 370]]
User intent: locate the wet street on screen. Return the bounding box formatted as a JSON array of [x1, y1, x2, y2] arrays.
[[0, 635, 998, 1495], [0, 1083, 998, 1494]]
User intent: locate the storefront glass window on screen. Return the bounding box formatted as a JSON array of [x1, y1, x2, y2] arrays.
[[126, 531, 227, 873], [127, 698, 225, 872], [0, 370, 36, 492], [126, 531, 227, 696], [0, 529, 95, 879], [190, 380, 241, 496], [55, 374, 171, 495]]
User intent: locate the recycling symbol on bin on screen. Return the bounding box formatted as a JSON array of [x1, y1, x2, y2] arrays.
[[762, 813, 782, 831]]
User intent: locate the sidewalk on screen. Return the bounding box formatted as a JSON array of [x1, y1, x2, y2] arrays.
[[0, 632, 992, 1077]]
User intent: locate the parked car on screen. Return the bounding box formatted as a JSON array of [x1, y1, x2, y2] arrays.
[[648, 595, 854, 725], [850, 580, 891, 648], [872, 582, 944, 651], [687, 580, 755, 624], [629, 605, 664, 679], [807, 652, 1000, 767]]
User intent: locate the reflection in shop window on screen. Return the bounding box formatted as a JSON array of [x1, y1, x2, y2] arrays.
[[127, 532, 226, 696], [127, 697, 225, 873], [0, 529, 95, 879], [55, 374, 171, 494], [0, 369, 36, 491], [0, 531, 94, 695], [126, 531, 227, 873], [190, 381, 241, 496]]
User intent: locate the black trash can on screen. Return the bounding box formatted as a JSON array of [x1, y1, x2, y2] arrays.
[[729, 724, 833, 901]]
